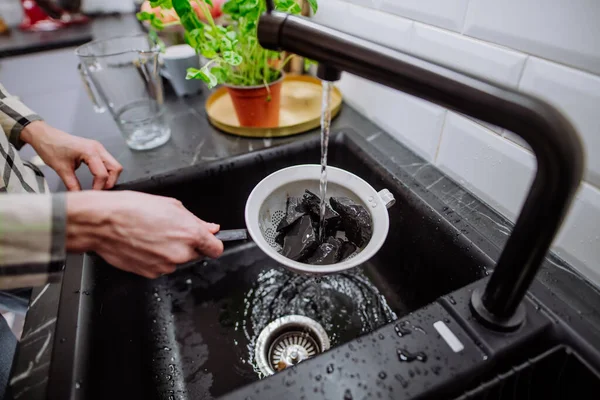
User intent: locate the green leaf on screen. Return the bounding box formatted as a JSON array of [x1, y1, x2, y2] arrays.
[[222, 51, 242, 66], [150, 16, 165, 30], [288, 3, 301, 14], [150, 0, 172, 8], [274, 0, 293, 10], [304, 58, 317, 72], [204, 0, 213, 7], [306, 0, 318, 14], [184, 31, 197, 49], [222, 0, 240, 17], [190, 28, 204, 43], [186, 67, 203, 80], [225, 31, 237, 42], [210, 66, 228, 83], [136, 11, 166, 30], [186, 66, 218, 88], [136, 11, 154, 21], [240, 0, 259, 13], [220, 36, 232, 51], [200, 42, 218, 58], [173, 0, 203, 31]]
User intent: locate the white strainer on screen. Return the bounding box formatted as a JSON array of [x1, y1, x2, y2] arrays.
[[245, 165, 395, 275]]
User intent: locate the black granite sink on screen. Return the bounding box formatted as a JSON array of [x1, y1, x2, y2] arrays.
[[49, 131, 496, 399], [45, 130, 600, 400]]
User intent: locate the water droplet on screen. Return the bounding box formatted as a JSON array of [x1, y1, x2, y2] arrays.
[[394, 321, 412, 337], [344, 389, 353, 400], [169, 364, 175, 373], [326, 364, 335, 374], [166, 375, 172, 380], [315, 374, 322, 381], [448, 295, 457, 305], [75, 381, 81, 389], [394, 374, 409, 388], [378, 371, 387, 380], [164, 347, 171, 351], [413, 325, 427, 335], [397, 348, 428, 363], [443, 318, 451, 324], [60, 337, 66, 343], [185, 278, 192, 284], [378, 333, 385, 340]]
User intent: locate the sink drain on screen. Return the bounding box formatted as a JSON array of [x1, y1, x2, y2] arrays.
[[255, 315, 330, 376]]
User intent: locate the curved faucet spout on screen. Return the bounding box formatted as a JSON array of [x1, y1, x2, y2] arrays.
[[257, 9, 585, 331]]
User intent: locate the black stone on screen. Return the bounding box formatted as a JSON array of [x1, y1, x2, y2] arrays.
[[330, 197, 373, 248], [338, 240, 358, 262], [301, 190, 341, 237], [276, 197, 307, 232], [281, 215, 318, 261], [275, 230, 286, 247], [307, 237, 343, 265]]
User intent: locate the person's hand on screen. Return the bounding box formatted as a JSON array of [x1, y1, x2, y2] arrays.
[[20, 121, 123, 191], [66, 191, 224, 278]]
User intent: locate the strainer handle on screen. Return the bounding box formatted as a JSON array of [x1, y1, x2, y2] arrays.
[[378, 189, 395, 209], [215, 229, 248, 241], [176, 229, 249, 270]]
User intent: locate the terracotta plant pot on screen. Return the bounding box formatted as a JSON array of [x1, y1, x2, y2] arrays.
[[225, 77, 283, 128]]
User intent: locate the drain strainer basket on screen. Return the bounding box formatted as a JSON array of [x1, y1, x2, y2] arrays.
[[255, 315, 330, 376], [245, 164, 395, 275]]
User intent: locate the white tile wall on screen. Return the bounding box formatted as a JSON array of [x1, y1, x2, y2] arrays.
[[554, 183, 600, 287], [436, 113, 536, 221], [502, 130, 531, 151], [464, 0, 600, 75], [337, 74, 445, 161], [411, 23, 527, 88], [316, 0, 600, 288], [519, 57, 600, 187], [312, 0, 413, 52], [380, 0, 470, 32]]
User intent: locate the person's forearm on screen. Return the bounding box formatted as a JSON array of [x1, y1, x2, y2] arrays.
[[0, 193, 65, 267]]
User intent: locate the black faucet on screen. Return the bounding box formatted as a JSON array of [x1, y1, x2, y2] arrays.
[[258, 3, 585, 331]]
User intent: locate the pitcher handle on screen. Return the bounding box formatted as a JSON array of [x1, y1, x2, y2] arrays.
[[78, 64, 106, 113]]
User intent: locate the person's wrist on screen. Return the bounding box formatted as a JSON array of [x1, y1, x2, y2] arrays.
[[19, 120, 48, 147], [66, 191, 111, 253]]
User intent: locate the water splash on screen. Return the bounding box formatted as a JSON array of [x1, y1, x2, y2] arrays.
[[239, 268, 397, 377]]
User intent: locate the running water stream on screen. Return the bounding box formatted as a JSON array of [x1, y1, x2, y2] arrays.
[[318, 81, 334, 242]]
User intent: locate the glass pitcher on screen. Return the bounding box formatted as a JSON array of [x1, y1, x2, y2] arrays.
[[76, 34, 171, 151]]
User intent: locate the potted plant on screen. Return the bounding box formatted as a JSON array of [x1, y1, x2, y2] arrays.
[[138, 0, 317, 127]]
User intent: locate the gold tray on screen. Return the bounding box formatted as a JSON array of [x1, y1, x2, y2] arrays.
[[205, 75, 343, 138]]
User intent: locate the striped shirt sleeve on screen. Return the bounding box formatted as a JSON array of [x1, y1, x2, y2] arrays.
[[0, 84, 43, 150], [0, 194, 66, 277]]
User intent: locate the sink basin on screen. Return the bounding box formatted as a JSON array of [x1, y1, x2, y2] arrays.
[[50, 131, 493, 399]]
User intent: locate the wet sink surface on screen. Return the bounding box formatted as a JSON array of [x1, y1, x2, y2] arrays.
[[59, 132, 492, 399]]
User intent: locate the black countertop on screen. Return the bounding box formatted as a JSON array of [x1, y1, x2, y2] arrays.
[[6, 13, 600, 400]]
